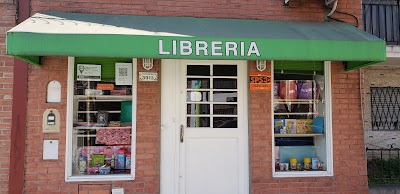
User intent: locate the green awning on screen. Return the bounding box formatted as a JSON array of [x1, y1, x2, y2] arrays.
[[6, 11, 386, 70]]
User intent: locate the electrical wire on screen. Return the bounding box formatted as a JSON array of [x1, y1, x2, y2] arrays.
[[318, 0, 360, 27], [326, 0, 338, 17], [327, 10, 359, 27]]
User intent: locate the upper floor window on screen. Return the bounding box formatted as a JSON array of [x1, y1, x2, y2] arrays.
[[362, 0, 400, 45], [371, 87, 400, 131]]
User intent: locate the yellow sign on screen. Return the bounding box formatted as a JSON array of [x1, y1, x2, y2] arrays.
[[249, 72, 271, 91]]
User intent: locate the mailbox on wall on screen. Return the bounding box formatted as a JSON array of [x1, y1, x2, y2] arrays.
[[42, 109, 60, 133]]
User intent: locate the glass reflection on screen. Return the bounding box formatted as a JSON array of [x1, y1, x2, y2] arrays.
[[213, 65, 237, 76], [187, 91, 209, 102], [213, 91, 237, 102], [214, 78, 237, 89], [187, 65, 210, 76], [214, 117, 237, 128], [187, 117, 210, 127], [187, 104, 210, 115], [187, 78, 210, 89], [213, 104, 237, 115]]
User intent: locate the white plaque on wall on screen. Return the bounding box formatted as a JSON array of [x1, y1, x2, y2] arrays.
[[139, 72, 158, 82], [47, 81, 61, 103]]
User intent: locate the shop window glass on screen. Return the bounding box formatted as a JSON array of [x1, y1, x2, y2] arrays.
[[272, 61, 332, 176], [186, 64, 239, 129], [67, 57, 136, 180]]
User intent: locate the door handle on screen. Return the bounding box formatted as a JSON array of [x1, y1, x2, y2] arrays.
[[180, 125, 184, 143]]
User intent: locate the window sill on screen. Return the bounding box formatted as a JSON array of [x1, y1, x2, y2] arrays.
[[65, 174, 135, 182], [273, 170, 333, 178]]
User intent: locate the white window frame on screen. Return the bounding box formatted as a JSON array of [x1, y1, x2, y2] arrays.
[[65, 57, 137, 182], [271, 61, 334, 177]]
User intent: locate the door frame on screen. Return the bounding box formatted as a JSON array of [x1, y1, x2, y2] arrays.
[[160, 59, 249, 194]]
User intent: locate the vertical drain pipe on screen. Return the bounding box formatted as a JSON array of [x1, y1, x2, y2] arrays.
[[8, 0, 30, 193]]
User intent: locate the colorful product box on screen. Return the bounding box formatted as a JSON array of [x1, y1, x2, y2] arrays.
[[274, 119, 285, 134], [79, 146, 131, 160], [296, 119, 313, 134], [96, 83, 115, 90], [312, 117, 324, 134], [285, 119, 297, 134]]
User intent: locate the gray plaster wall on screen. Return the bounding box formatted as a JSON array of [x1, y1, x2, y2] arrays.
[[364, 67, 400, 149]]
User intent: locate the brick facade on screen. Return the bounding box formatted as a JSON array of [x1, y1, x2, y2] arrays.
[[28, 0, 360, 24], [249, 62, 368, 193], [0, 1, 16, 193], [4, 0, 368, 193], [23, 57, 160, 193]]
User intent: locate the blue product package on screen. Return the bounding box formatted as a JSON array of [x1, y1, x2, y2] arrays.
[[312, 117, 324, 133], [274, 119, 285, 134], [116, 154, 126, 169]]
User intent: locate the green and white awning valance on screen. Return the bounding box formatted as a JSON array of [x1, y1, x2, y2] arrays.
[[6, 11, 386, 70]]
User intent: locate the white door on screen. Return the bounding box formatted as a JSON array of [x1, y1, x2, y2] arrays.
[[177, 60, 249, 194]]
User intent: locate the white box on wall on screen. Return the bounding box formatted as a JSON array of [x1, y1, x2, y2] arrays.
[[112, 188, 124, 194], [43, 140, 59, 160]]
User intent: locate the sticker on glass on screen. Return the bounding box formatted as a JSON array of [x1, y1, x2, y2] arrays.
[[190, 92, 202, 102]]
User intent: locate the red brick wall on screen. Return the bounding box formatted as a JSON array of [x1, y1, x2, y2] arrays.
[[0, 1, 16, 193], [22, 61, 368, 193], [23, 57, 160, 193], [249, 61, 368, 193], [6, 0, 367, 193], [29, 0, 360, 24]]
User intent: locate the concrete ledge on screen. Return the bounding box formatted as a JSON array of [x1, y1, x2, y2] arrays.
[[369, 184, 400, 194], [387, 46, 400, 58]]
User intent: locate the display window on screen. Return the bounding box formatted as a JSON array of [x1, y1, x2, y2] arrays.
[[272, 61, 333, 177], [66, 57, 137, 181]]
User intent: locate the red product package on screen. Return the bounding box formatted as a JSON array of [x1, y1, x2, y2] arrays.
[[96, 127, 131, 145], [279, 81, 297, 99]]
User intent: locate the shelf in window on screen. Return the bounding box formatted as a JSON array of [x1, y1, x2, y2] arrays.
[[75, 134, 97, 138], [274, 99, 319, 104], [74, 126, 132, 130], [74, 95, 132, 101], [274, 133, 323, 137], [77, 111, 121, 114], [274, 112, 317, 116]]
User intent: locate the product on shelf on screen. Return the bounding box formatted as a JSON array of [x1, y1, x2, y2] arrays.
[[279, 80, 297, 99], [285, 119, 297, 134], [274, 119, 285, 134], [289, 158, 297, 170], [274, 81, 280, 98], [96, 83, 114, 90], [116, 147, 127, 169], [95, 127, 131, 145], [312, 158, 319, 169], [297, 80, 313, 99], [296, 119, 313, 134], [303, 157, 311, 170], [312, 117, 324, 133]]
